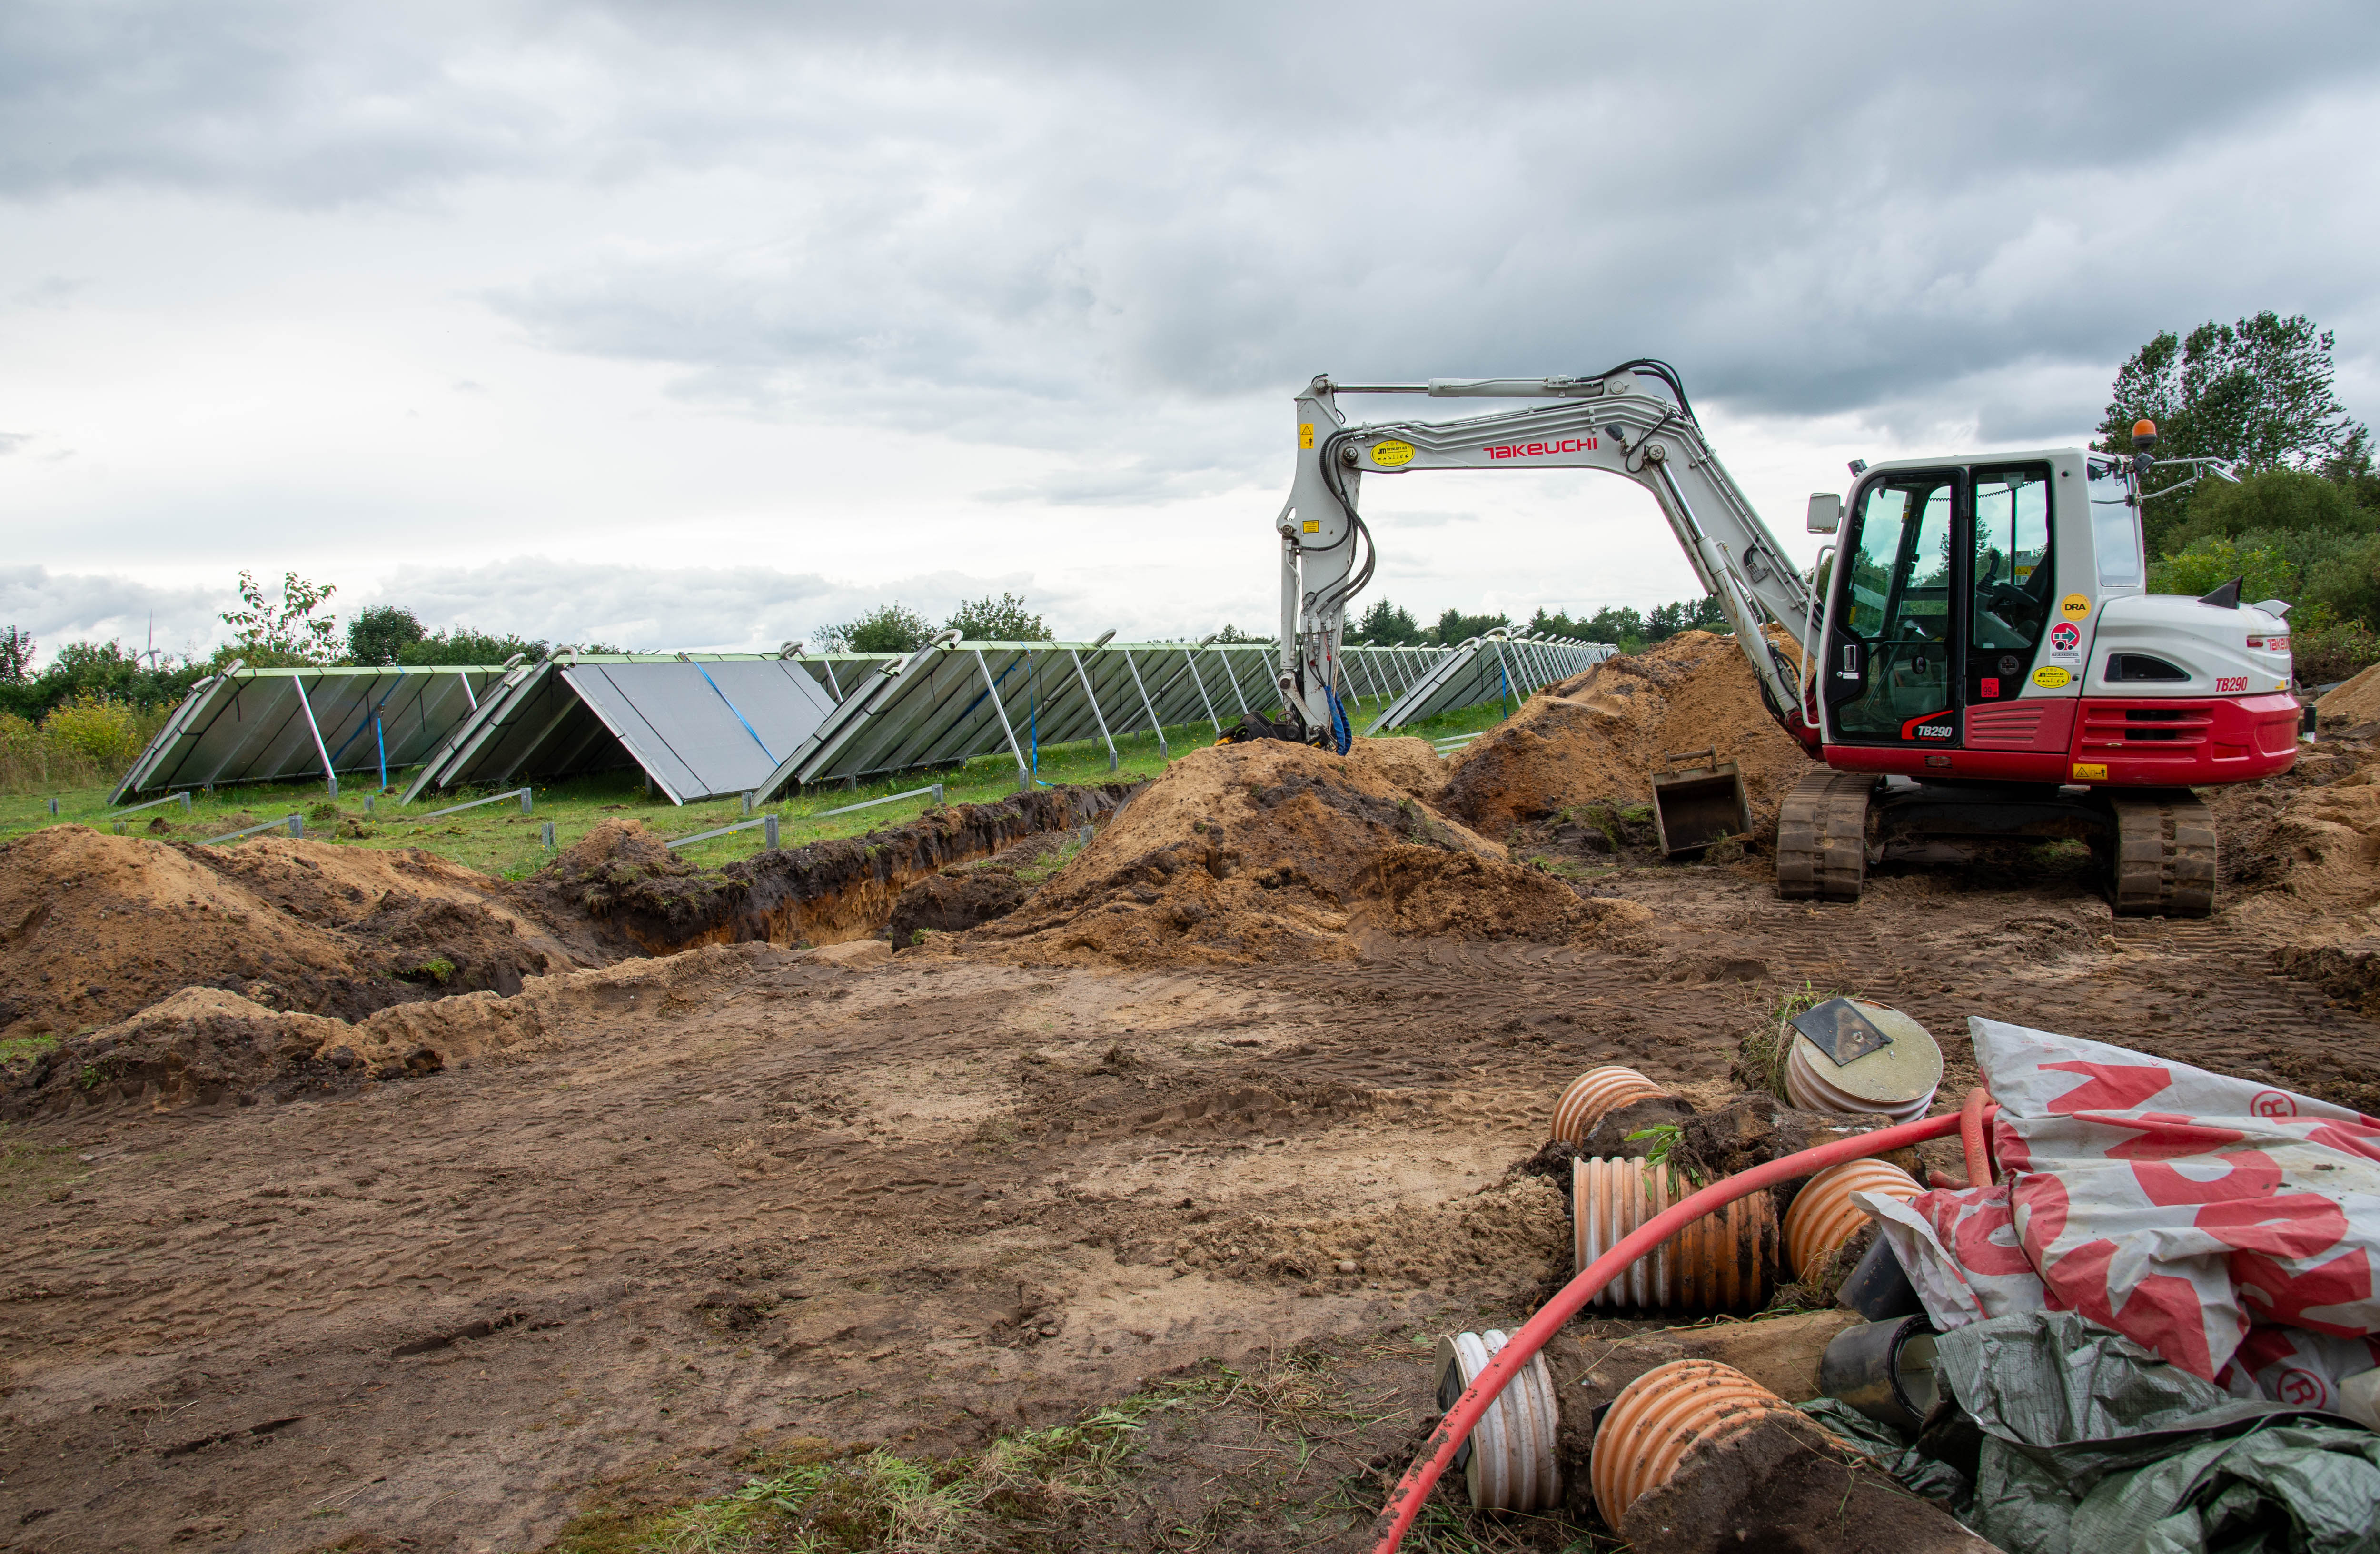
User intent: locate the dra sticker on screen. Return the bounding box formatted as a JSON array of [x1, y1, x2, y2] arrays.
[[2047, 620, 2082, 663], [2059, 593, 2092, 621], [1370, 438, 1417, 468], [2033, 665, 2072, 689]]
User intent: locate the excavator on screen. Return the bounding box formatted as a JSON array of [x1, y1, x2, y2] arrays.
[[1255, 361, 2302, 915]]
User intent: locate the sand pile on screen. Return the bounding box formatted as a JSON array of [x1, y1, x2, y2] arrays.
[[1437, 630, 1814, 840], [4, 942, 782, 1118], [2318, 663, 2380, 728], [0, 827, 591, 1043], [970, 737, 1649, 967]]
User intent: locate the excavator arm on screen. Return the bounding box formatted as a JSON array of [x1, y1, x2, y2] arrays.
[[1272, 363, 1816, 746]]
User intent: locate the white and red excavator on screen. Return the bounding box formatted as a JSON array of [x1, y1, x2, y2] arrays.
[[1253, 361, 2302, 915]]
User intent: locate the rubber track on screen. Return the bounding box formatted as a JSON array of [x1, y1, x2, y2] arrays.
[[1774, 771, 1876, 902], [2109, 790, 2217, 918]]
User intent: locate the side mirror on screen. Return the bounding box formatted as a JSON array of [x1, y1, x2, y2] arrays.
[[1806, 493, 1843, 534]]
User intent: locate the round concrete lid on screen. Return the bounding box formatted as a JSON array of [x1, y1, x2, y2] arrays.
[[1789, 999, 1942, 1106]]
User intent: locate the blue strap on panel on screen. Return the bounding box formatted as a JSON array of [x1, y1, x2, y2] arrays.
[[694, 661, 776, 762]]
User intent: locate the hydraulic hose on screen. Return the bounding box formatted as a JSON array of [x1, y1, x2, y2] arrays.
[[1961, 1086, 1999, 1188], [1368, 1096, 1992, 1554]]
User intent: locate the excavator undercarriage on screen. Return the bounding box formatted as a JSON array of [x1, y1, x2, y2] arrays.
[[1775, 772, 2218, 916]]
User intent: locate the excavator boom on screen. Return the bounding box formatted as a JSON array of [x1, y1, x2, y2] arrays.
[[1274, 365, 1812, 744]]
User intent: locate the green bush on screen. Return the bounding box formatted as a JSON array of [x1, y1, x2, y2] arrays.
[[41, 695, 146, 771]]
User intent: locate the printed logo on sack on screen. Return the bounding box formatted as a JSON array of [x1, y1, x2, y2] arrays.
[[2276, 1369, 2329, 1409], [2049, 622, 2081, 653], [2251, 1090, 2299, 1119], [1483, 436, 1597, 460]]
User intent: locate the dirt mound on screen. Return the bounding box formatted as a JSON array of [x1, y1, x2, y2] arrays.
[[0, 827, 590, 1044], [5, 943, 786, 1118], [1437, 630, 1815, 841], [971, 739, 1649, 966], [1346, 735, 1448, 802], [2318, 662, 2380, 727]]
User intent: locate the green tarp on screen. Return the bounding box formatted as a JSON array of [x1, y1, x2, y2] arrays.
[[1803, 1312, 2380, 1554]]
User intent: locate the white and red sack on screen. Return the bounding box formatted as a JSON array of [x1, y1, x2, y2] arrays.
[[1858, 1018, 2380, 1407]]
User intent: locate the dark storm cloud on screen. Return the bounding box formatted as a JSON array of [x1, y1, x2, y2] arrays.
[[5, 1, 2376, 436]]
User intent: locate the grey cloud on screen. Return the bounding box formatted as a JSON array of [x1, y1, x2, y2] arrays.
[[0, 566, 224, 666], [473, 3, 2380, 453], [0, 432, 30, 455], [3, 0, 2377, 525]]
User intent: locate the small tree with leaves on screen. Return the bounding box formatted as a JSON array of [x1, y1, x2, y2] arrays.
[[947, 592, 1050, 641], [822, 603, 934, 654], [347, 604, 426, 666], [0, 626, 31, 684], [1349, 599, 1424, 645], [219, 571, 339, 666], [1212, 623, 1266, 643]]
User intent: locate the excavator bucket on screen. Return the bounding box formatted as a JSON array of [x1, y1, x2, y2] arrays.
[[1651, 748, 1752, 856]]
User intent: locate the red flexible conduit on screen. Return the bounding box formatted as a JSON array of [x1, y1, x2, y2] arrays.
[[1368, 1095, 1995, 1554]]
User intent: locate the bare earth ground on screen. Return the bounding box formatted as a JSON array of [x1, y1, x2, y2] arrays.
[[7, 849, 2377, 1554]]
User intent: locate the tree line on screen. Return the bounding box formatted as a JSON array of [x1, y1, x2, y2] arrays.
[[2100, 312, 2378, 683], [1344, 596, 1730, 650]]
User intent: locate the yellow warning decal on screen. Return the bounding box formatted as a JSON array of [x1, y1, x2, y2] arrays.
[[1299, 422, 1314, 449], [2032, 666, 2072, 689], [2072, 762, 2108, 782], [2059, 593, 2092, 621], [1371, 439, 1416, 468], [1301, 519, 1320, 534]]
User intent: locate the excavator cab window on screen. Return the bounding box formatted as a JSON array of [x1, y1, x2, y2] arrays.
[[1968, 462, 2053, 700], [1829, 471, 1959, 742]]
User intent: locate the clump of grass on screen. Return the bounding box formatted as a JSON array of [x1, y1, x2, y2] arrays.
[[412, 956, 457, 984], [1014, 832, 1088, 885], [0, 1032, 59, 1066], [1735, 980, 1841, 1100], [555, 1396, 1172, 1554]]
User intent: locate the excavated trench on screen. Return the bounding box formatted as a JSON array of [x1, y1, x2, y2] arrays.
[[517, 782, 1141, 955]]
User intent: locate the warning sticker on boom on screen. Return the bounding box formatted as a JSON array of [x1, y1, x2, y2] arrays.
[[1370, 439, 1416, 468]]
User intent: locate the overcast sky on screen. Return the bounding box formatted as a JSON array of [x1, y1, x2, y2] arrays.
[[4, 0, 2376, 663]]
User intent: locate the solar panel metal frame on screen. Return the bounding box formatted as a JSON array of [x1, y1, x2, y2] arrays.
[[399, 653, 846, 805], [1365, 633, 1612, 733], [112, 664, 507, 802]]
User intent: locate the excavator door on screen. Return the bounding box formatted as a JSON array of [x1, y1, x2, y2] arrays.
[[1821, 463, 2054, 753]]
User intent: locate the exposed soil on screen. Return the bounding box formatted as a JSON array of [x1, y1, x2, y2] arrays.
[[518, 784, 1137, 955], [967, 737, 1650, 968], [1438, 630, 1815, 842], [12, 670, 2380, 1553], [0, 827, 592, 1044]]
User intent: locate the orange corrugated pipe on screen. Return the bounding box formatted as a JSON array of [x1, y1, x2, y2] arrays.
[[1366, 1091, 1995, 1554]]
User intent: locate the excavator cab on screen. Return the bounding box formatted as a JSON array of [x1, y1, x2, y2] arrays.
[[1821, 462, 2055, 754]]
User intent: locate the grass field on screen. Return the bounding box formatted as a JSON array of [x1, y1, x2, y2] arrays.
[[0, 692, 1519, 879]]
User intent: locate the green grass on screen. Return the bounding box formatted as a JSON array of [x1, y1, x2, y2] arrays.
[[0, 693, 1516, 880], [550, 1395, 1175, 1554], [0, 1033, 59, 1065]]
